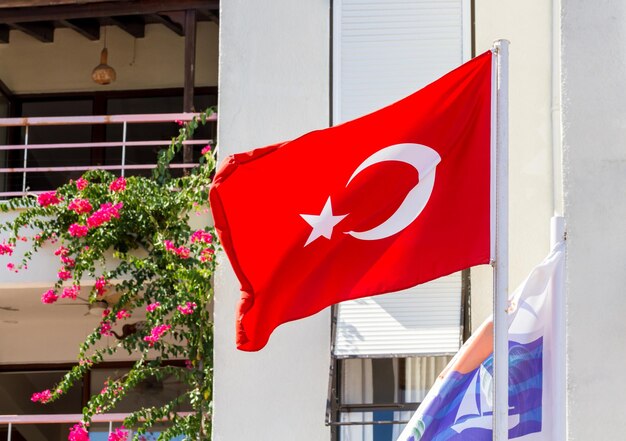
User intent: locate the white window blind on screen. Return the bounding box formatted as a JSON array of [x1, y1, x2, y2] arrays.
[[332, 0, 470, 357], [334, 273, 463, 357]]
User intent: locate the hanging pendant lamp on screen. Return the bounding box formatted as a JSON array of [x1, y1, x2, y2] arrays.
[[92, 27, 116, 85]]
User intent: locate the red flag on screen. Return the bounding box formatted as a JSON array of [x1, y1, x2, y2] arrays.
[[210, 51, 493, 351]]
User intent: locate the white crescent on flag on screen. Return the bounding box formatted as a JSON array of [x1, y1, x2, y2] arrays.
[[345, 143, 441, 241]]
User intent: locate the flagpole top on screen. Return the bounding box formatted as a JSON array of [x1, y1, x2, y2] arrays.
[[492, 39, 510, 53]]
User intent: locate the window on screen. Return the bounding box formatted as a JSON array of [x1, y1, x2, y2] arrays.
[[330, 356, 452, 440], [331, 0, 472, 439], [0, 362, 190, 441]]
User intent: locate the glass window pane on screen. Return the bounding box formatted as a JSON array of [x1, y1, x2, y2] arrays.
[[90, 367, 192, 413], [104, 95, 216, 179], [340, 356, 451, 406], [0, 370, 82, 415], [16, 100, 94, 192]]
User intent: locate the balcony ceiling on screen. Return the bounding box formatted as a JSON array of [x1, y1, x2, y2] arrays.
[[0, 0, 219, 43]]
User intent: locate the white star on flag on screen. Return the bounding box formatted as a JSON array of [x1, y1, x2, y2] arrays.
[[300, 197, 347, 246]]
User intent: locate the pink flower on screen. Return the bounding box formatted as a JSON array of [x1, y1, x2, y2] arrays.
[[175, 119, 184, 126], [6, 262, 16, 272], [163, 240, 190, 259], [75, 177, 89, 191], [30, 389, 52, 403], [176, 246, 190, 259], [185, 359, 193, 369], [62, 285, 80, 300], [146, 302, 160, 313], [87, 202, 122, 228], [37, 191, 61, 207], [109, 177, 127, 192], [201, 144, 212, 155], [68, 223, 88, 237], [95, 277, 107, 296], [68, 198, 93, 214], [0, 242, 14, 256], [200, 248, 215, 263], [41, 289, 58, 304], [100, 321, 112, 337], [177, 302, 197, 315], [190, 230, 212, 244], [58, 268, 72, 280], [54, 246, 69, 256], [143, 324, 171, 347], [68, 423, 89, 441], [108, 426, 129, 441], [116, 309, 131, 320], [61, 256, 76, 267], [102, 309, 110, 318]]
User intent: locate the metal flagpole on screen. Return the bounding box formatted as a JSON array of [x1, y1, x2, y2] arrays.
[[551, 215, 566, 440], [492, 39, 510, 441]]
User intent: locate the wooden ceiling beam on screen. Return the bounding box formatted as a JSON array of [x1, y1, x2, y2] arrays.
[[196, 9, 218, 25], [151, 14, 184, 36], [109, 15, 145, 38], [0, 0, 125, 8], [0, 1, 219, 24], [11, 22, 54, 43], [0, 25, 9, 44], [59, 18, 100, 40], [0, 78, 13, 98]]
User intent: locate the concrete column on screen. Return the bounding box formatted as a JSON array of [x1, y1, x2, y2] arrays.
[[214, 1, 331, 440]]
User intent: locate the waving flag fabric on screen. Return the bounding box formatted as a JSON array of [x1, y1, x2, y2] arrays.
[[396, 242, 565, 441], [210, 51, 493, 351]]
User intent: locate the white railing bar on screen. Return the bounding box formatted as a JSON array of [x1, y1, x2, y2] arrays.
[[0, 191, 45, 197], [121, 121, 127, 177], [0, 163, 200, 174], [108, 421, 113, 437], [7, 422, 11, 441], [0, 112, 217, 127], [21, 126, 28, 194], [0, 412, 194, 425], [0, 139, 211, 151]]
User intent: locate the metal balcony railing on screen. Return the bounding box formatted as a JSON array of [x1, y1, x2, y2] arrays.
[[0, 412, 193, 440], [0, 113, 217, 199]]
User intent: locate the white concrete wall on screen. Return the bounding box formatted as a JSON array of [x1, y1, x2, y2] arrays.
[[561, 1, 626, 438], [213, 1, 331, 440], [0, 22, 218, 94], [0, 312, 136, 364], [473, 2, 557, 329]]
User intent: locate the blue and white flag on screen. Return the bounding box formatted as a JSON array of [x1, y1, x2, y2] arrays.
[[396, 242, 565, 441]]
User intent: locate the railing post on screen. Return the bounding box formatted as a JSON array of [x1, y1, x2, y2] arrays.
[[121, 121, 127, 177], [22, 126, 29, 194], [7, 422, 11, 441]]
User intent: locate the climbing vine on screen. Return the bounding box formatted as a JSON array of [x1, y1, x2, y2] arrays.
[[0, 109, 217, 440]]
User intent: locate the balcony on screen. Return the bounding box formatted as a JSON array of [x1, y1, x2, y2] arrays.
[[0, 413, 192, 440], [0, 112, 217, 199], [0, 113, 216, 365]]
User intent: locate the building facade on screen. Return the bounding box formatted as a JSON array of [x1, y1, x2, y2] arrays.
[[215, 0, 625, 440], [0, 0, 625, 440]]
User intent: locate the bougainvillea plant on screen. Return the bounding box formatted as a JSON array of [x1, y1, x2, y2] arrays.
[[0, 109, 217, 440]]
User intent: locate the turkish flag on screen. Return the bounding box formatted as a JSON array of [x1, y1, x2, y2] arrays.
[[210, 51, 493, 351]]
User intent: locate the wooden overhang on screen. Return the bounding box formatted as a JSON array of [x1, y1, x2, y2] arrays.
[[0, 0, 219, 43]]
